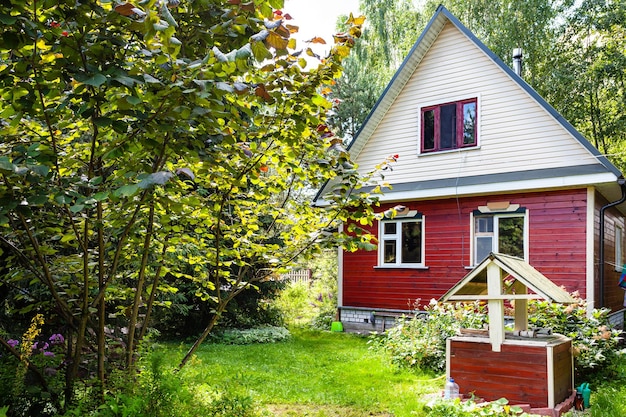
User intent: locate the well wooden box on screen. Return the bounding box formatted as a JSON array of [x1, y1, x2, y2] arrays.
[[447, 334, 573, 408]]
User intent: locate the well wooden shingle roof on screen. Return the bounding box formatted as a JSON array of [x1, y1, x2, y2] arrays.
[[440, 252, 576, 304]]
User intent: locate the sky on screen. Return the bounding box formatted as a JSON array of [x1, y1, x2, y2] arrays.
[[282, 0, 362, 53]]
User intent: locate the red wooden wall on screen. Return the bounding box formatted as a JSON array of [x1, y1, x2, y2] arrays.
[[342, 189, 589, 310], [448, 338, 572, 408]]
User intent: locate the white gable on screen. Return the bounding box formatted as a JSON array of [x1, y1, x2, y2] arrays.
[[344, 10, 621, 202]]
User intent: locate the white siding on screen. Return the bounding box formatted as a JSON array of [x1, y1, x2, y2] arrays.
[[354, 22, 602, 187]]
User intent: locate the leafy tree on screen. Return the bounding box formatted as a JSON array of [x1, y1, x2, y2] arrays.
[[329, 0, 426, 143], [0, 0, 383, 410], [539, 0, 626, 170]]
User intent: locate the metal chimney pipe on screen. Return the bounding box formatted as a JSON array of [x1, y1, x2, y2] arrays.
[[512, 48, 523, 76]]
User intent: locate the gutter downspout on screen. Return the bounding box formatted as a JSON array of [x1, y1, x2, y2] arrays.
[[599, 176, 626, 308]]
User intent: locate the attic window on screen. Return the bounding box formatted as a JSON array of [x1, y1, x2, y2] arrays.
[[421, 98, 477, 153]]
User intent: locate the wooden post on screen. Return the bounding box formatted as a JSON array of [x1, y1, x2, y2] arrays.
[[487, 262, 504, 352], [513, 280, 528, 331]]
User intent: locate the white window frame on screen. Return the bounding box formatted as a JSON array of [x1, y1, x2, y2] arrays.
[[615, 224, 623, 272], [470, 210, 529, 266], [377, 216, 426, 268]]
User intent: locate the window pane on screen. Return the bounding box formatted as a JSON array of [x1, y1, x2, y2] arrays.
[[463, 102, 476, 145], [384, 223, 397, 235], [498, 217, 524, 258], [475, 217, 493, 233], [401, 221, 422, 263], [440, 104, 456, 149], [475, 236, 492, 264], [384, 240, 396, 263], [423, 109, 435, 150]]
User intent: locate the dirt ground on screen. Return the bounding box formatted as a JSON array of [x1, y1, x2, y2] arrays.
[[263, 404, 394, 417]]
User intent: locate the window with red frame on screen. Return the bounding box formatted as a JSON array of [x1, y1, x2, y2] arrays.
[[421, 98, 477, 153]]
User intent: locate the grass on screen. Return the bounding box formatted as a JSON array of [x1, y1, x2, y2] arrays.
[[165, 328, 443, 416], [157, 329, 626, 417]]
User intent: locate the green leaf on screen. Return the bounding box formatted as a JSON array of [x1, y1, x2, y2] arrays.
[[0, 156, 14, 172], [113, 184, 140, 198], [61, 234, 75, 243], [212, 46, 229, 62], [81, 73, 107, 87], [0, 13, 17, 24], [153, 22, 169, 31], [268, 0, 284, 9], [236, 44, 252, 60], [27, 194, 48, 205], [250, 40, 272, 61], [94, 117, 112, 127], [113, 74, 140, 87], [138, 171, 174, 188], [69, 204, 84, 213], [54, 194, 72, 204], [161, 2, 178, 27], [143, 74, 161, 84], [93, 191, 109, 201], [125, 96, 142, 105]]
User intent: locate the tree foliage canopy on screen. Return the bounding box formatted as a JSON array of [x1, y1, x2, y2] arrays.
[[0, 0, 380, 409]]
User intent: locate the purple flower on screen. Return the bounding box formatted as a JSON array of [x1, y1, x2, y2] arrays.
[[7, 339, 19, 348], [32, 341, 49, 351], [49, 333, 65, 344], [43, 351, 55, 357]]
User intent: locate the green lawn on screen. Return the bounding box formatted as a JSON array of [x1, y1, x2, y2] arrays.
[[166, 329, 442, 416], [159, 328, 626, 417]]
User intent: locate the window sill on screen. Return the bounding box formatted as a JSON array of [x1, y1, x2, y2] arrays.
[[418, 146, 481, 157], [374, 265, 430, 270]]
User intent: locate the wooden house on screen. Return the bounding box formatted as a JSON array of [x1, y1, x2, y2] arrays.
[[316, 5, 626, 332]]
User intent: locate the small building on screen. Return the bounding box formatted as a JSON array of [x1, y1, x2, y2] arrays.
[[314, 5, 626, 332]]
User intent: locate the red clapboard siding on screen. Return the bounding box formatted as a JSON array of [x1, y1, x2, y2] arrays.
[[342, 189, 588, 310]]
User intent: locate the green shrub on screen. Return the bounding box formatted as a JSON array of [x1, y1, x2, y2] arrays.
[[275, 250, 339, 329], [370, 300, 487, 373], [527, 294, 623, 382], [425, 398, 541, 417], [0, 315, 67, 417], [210, 326, 291, 345], [372, 295, 623, 380], [205, 391, 261, 417], [61, 345, 264, 417], [275, 281, 312, 326]]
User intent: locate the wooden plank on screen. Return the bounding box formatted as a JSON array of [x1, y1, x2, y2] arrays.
[[448, 338, 573, 408]]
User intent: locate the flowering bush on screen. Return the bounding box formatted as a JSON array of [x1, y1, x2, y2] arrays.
[[527, 294, 623, 380], [0, 315, 67, 416], [372, 294, 623, 379], [369, 300, 487, 372]]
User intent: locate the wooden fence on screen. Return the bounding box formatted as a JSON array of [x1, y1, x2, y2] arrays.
[[281, 269, 312, 285]]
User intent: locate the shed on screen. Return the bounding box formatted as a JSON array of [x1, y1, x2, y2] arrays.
[[440, 252, 576, 410]]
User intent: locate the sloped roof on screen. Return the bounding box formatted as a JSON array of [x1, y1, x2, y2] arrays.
[[346, 5, 621, 179], [440, 252, 576, 304]]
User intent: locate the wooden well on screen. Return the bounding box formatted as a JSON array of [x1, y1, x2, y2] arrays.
[[441, 253, 575, 409]]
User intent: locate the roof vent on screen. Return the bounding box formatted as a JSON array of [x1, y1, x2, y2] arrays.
[[512, 48, 523, 77]]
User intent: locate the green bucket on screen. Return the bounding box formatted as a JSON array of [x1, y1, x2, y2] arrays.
[[331, 321, 343, 332]]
